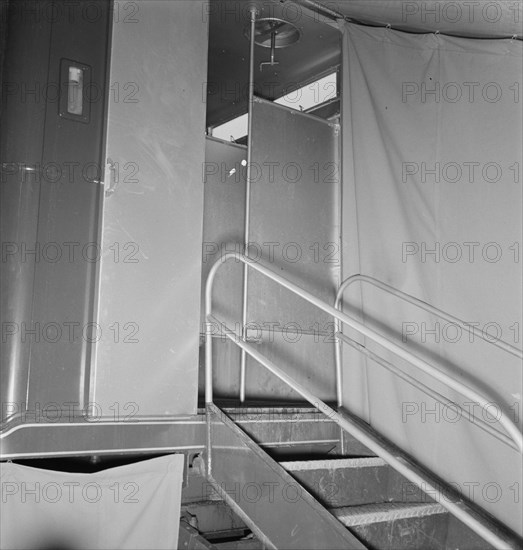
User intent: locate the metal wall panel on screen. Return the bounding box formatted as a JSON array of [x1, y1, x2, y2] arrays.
[[199, 137, 246, 401], [201, 137, 247, 327], [248, 98, 340, 327], [1, 4, 53, 425], [245, 98, 340, 401], [201, 334, 336, 402], [1, 1, 111, 427], [201, 101, 340, 402], [92, 1, 209, 417], [29, 0, 111, 410]]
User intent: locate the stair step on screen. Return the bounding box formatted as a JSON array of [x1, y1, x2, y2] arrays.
[[280, 457, 427, 507], [281, 457, 386, 471], [260, 442, 338, 460], [333, 502, 449, 550], [213, 537, 264, 550], [213, 405, 375, 458], [333, 502, 447, 526]]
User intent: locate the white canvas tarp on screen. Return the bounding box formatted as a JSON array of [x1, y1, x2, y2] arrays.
[[340, 23, 522, 533], [0, 454, 184, 549], [332, 1, 523, 39]]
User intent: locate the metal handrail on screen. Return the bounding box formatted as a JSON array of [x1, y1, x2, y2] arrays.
[[333, 274, 523, 449], [205, 252, 523, 550], [335, 331, 519, 452], [335, 274, 522, 360], [206, 254, 522, 452]]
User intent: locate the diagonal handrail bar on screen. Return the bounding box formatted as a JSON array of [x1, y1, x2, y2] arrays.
[[335, 274, 522, 360], [334, 273, 523, 430], [335, 331, 519, 452]]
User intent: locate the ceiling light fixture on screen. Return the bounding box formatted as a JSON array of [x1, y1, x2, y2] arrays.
[[244, 17, 302, 71]]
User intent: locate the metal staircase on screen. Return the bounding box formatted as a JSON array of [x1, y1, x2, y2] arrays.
[[179, 403, 518, 550], [189, 252, 523, 550]]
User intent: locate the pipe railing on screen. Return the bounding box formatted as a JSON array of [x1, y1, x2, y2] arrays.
[[206, 253, 522, 452], [336, 331, 519, 452], [335, 274, 522, 360], [205, 252, 522, 549], [334, 274, 523, 451]]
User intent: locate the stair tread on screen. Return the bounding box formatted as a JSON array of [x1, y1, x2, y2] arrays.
[[213, 538, 263, 550], [280, 457, 386, 471], [333, 502, 448, 527], [199, 404, 326, 415]]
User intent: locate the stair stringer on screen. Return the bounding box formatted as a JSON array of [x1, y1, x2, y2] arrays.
[[204, 403, 367, 550]]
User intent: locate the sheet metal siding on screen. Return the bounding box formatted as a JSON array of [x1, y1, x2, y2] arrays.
[[246, 99, 339, 400], [1, 1, 111, 426], [29, 1, 111, 410], [1, 5, 53, 423], [92, 1, 208, 416], [201, 137, 247, 327]]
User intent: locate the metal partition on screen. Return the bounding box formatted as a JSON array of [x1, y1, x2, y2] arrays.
[[92, 1, 208, 417], [1, 0, 111, 429], [243, 98, 341, 401], [199, 137, 247, 398], [201, 137, 247, 325]]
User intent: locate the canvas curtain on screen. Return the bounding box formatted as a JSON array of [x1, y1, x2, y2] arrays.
[[340, 22, 522, 533], [0, 454, 184, 549]]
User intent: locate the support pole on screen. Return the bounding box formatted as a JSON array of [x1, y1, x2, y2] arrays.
[[239, 7, 257, 403]]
